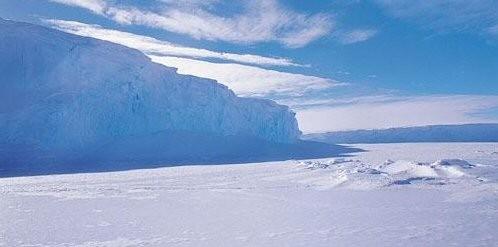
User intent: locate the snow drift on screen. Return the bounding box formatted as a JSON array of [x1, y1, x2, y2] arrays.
[[294, 158, 477, 190], [0, 18, 304, 173]]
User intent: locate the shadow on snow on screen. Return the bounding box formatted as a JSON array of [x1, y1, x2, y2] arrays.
[[0, 131, 363, 178]]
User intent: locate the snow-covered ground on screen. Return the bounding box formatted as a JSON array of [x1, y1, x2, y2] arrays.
[[1, 143, 498, 247]]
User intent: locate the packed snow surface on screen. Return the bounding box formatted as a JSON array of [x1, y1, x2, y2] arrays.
[[2, 143, 498, 246], [0, 18, 300, 170]]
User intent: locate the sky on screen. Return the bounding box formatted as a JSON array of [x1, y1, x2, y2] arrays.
[[1, 0, 498, 133]]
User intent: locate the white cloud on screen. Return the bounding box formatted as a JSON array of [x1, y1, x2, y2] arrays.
[[277, 94, 396, 109], [46, 19, 300, 67], [46, 19, 341, 97], [49, 0, 106, 14], [49, 0, 334, 48], [375, 0, 498, 36], [338, 29, 378, 44], [488, 24, 498, 36], [295, 95, 498, 133], [158, 0, 221, 8], [149, 56, 341, 97]]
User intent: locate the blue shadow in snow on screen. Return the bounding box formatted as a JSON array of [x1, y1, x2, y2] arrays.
[[0, 131, 363, 177]]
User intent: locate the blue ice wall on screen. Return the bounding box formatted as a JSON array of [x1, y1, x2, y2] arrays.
[[0, 19, 302, 171]]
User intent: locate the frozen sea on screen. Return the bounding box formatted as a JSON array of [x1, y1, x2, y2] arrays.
[[1, 143, 498, 247]]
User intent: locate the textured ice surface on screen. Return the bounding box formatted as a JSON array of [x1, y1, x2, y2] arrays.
[[293, 158, 475, 190], [0, 19, 301, 170]]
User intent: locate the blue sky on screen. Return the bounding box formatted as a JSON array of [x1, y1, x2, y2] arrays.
[[1, 0, 498, 132]]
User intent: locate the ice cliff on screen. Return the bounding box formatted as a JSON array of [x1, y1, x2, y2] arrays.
[[0, 18, 301, 172], [304, 124, 498, 144]]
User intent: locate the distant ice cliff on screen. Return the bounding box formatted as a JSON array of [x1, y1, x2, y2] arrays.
[[304, 124, 498, 144]]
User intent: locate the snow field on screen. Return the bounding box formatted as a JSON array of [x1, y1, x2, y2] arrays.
[[1, 143, 498, 246]]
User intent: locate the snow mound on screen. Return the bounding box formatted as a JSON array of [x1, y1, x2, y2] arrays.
[[295, 158, 477, 190], [432, 159, 475, 169], [0, 19, 301, 172]]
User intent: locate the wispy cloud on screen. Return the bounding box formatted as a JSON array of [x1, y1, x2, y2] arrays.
[[375, 0, 498, 37], [488, 24, 498, 36], [46, 19, 300, 67], [337, 29, 378, 44], [46, 19, 341, 97], [149, 56, 341, 97], [49, 0, 334, 48], [295, 95, 498, 133], [49, 0, 106, 14]]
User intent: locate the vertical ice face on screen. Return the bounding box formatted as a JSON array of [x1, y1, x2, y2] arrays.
[[0, 19, 301, 167]]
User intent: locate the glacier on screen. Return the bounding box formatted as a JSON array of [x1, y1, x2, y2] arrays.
[[0, 18, 313, 174], [304, 123, 498, 144]]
